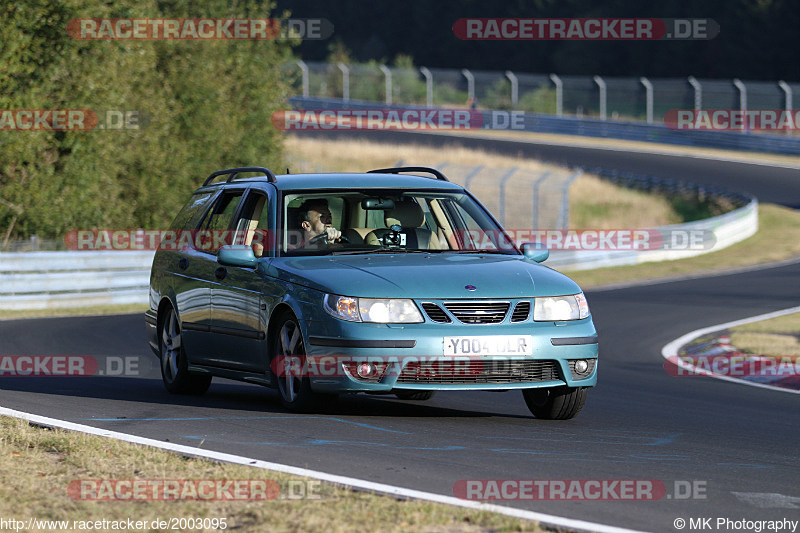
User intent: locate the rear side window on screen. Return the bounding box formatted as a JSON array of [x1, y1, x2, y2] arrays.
[[169, 191, 215, 230], [196, 190, 246, 253]]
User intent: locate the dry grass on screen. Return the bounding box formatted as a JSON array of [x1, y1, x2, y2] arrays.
[[728, 312, 800, 356], [286, 136, 682, 229], [0, 304, 149, 321], [566, 203, 800, 288], [569, 174, 680, 228], [0, 416, 542, 532]]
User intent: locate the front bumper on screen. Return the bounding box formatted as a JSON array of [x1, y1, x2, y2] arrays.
[[302, 317, 598, 393]]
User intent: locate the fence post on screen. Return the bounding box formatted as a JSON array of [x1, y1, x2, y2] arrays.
[[558, 170, 583, 229], [420, 67, 433, 107], [733, 78, 747, 132], [640, 77, 654, 124], [497, 167, 518, 225], [296, 60, 309, 98], [379, 65, 392, 105], [593, 75, 607, 120], [532, 171, 552, 229], [687, 76, 702, 111], [464, 165, 484, 191], [505, 71, 518, 107], [549, 74, 563, 116], [462, 68, 475, 103], [337, 62, 349, 102], [779, 81, 792, 135]]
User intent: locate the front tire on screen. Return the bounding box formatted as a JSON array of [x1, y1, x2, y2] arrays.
[[522, 386, 587, 420], [160, 306, 212, 395], [272, 312, 335, 412]]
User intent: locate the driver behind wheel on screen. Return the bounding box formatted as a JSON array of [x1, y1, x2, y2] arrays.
[[298, 198, 342, 247]]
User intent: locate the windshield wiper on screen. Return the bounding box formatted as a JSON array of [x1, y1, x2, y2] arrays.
[[331, 248, 431, 255]]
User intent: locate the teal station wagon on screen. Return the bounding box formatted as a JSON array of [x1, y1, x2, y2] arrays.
[[145, 166, 598, 419]]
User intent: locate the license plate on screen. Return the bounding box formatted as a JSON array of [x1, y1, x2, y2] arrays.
[[443, 335, 534, 356]]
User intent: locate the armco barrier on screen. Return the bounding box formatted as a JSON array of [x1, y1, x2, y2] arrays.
[[545, 197, 758, 271], [0, 251, 154, 311], [289, 96, 800, 156]]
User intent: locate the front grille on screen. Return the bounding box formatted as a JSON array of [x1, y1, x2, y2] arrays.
[[443, 301, 510, 324], [511, 301, 531, 322], [421, 302, 451, 323], [396, 359, 560, 385]]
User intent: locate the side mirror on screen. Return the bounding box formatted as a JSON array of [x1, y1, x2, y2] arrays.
[[521, 242, 549, 263], [218, 245, 257, 268]]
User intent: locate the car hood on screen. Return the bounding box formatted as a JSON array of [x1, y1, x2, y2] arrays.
[[266, 253, 581, 298]]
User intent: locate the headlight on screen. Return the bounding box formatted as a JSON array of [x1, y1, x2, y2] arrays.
[[324, 294, 423, 323], [533, 293, 590, 321]]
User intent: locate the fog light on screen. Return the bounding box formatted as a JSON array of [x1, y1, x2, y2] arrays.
[[574, 359, 589, 374], [357, 362, 374, 378]]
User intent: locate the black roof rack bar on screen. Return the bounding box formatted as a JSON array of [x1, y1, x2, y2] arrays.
[[203, 167, 277, 186], [367, 166, 449, 182]]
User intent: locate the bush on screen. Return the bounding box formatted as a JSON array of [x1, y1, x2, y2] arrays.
[[0, 0, 293, 244]]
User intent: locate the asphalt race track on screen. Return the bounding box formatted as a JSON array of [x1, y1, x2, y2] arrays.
[[1, 137, 799, 532]]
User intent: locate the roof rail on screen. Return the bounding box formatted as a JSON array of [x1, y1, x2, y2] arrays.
[[203, 167, 277, 186], [367, 166, 449, 182]]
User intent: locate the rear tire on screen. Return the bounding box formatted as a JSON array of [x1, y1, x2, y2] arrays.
[[160, 306, 212, 395], [272, 312, 336, 412], [522, 386, 587, 420], [395, 391, 436, 401]]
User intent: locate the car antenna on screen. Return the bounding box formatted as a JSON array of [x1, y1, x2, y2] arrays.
[[286, 168, 291, 174]]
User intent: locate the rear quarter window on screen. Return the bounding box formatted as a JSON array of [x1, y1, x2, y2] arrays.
[[169, 191, 215, 230]]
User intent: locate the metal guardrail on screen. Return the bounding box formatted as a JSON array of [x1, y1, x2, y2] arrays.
[[290, 96, 800, 156], [0, 251, 154, 311]]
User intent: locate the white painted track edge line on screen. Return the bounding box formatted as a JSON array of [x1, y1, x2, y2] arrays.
[[661, 305, 800, 394], [0, 406, 648, 533]]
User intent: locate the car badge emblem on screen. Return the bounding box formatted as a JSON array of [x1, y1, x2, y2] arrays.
[[465, 285, 477, 291]]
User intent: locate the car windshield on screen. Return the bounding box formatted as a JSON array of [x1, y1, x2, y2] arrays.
[[280, 189, 519, 256]]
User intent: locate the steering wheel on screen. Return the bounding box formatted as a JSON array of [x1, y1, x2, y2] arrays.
[[306, 233, 350, 247]]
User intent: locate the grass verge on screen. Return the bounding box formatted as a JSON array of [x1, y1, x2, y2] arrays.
[[565, 203, 800, 288], [0, 304, 149, 321], [728, 312, 800, 357], [0, 415, 542, 532]]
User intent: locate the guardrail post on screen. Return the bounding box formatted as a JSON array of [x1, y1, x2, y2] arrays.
[[779, 81, 792, 135], [532, 171, 552, 229], [379, 65, 392, 105], [640, 77, 654, 124], [505, 71, 518, 107], [733, 79, 747, 132], [549, 74, 563, 116], [558, 170, 583, 229], [593, 75, 607, 120], [296, 60, 309, 98], [687, 76, 702, 111], [497, 167, 518, 225], [420, 67, 433, 107], [337, 62, 350, 102], [462, 69, 475, 103]]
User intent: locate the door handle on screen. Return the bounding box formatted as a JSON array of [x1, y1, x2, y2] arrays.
[[215, 267, 227, 280], [178, 257, 189, 270]]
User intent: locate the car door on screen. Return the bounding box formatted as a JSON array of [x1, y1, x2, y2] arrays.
[[166, 189, 219, 360], [210, 188, 273, 372], [183, 187, 247, 367]]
